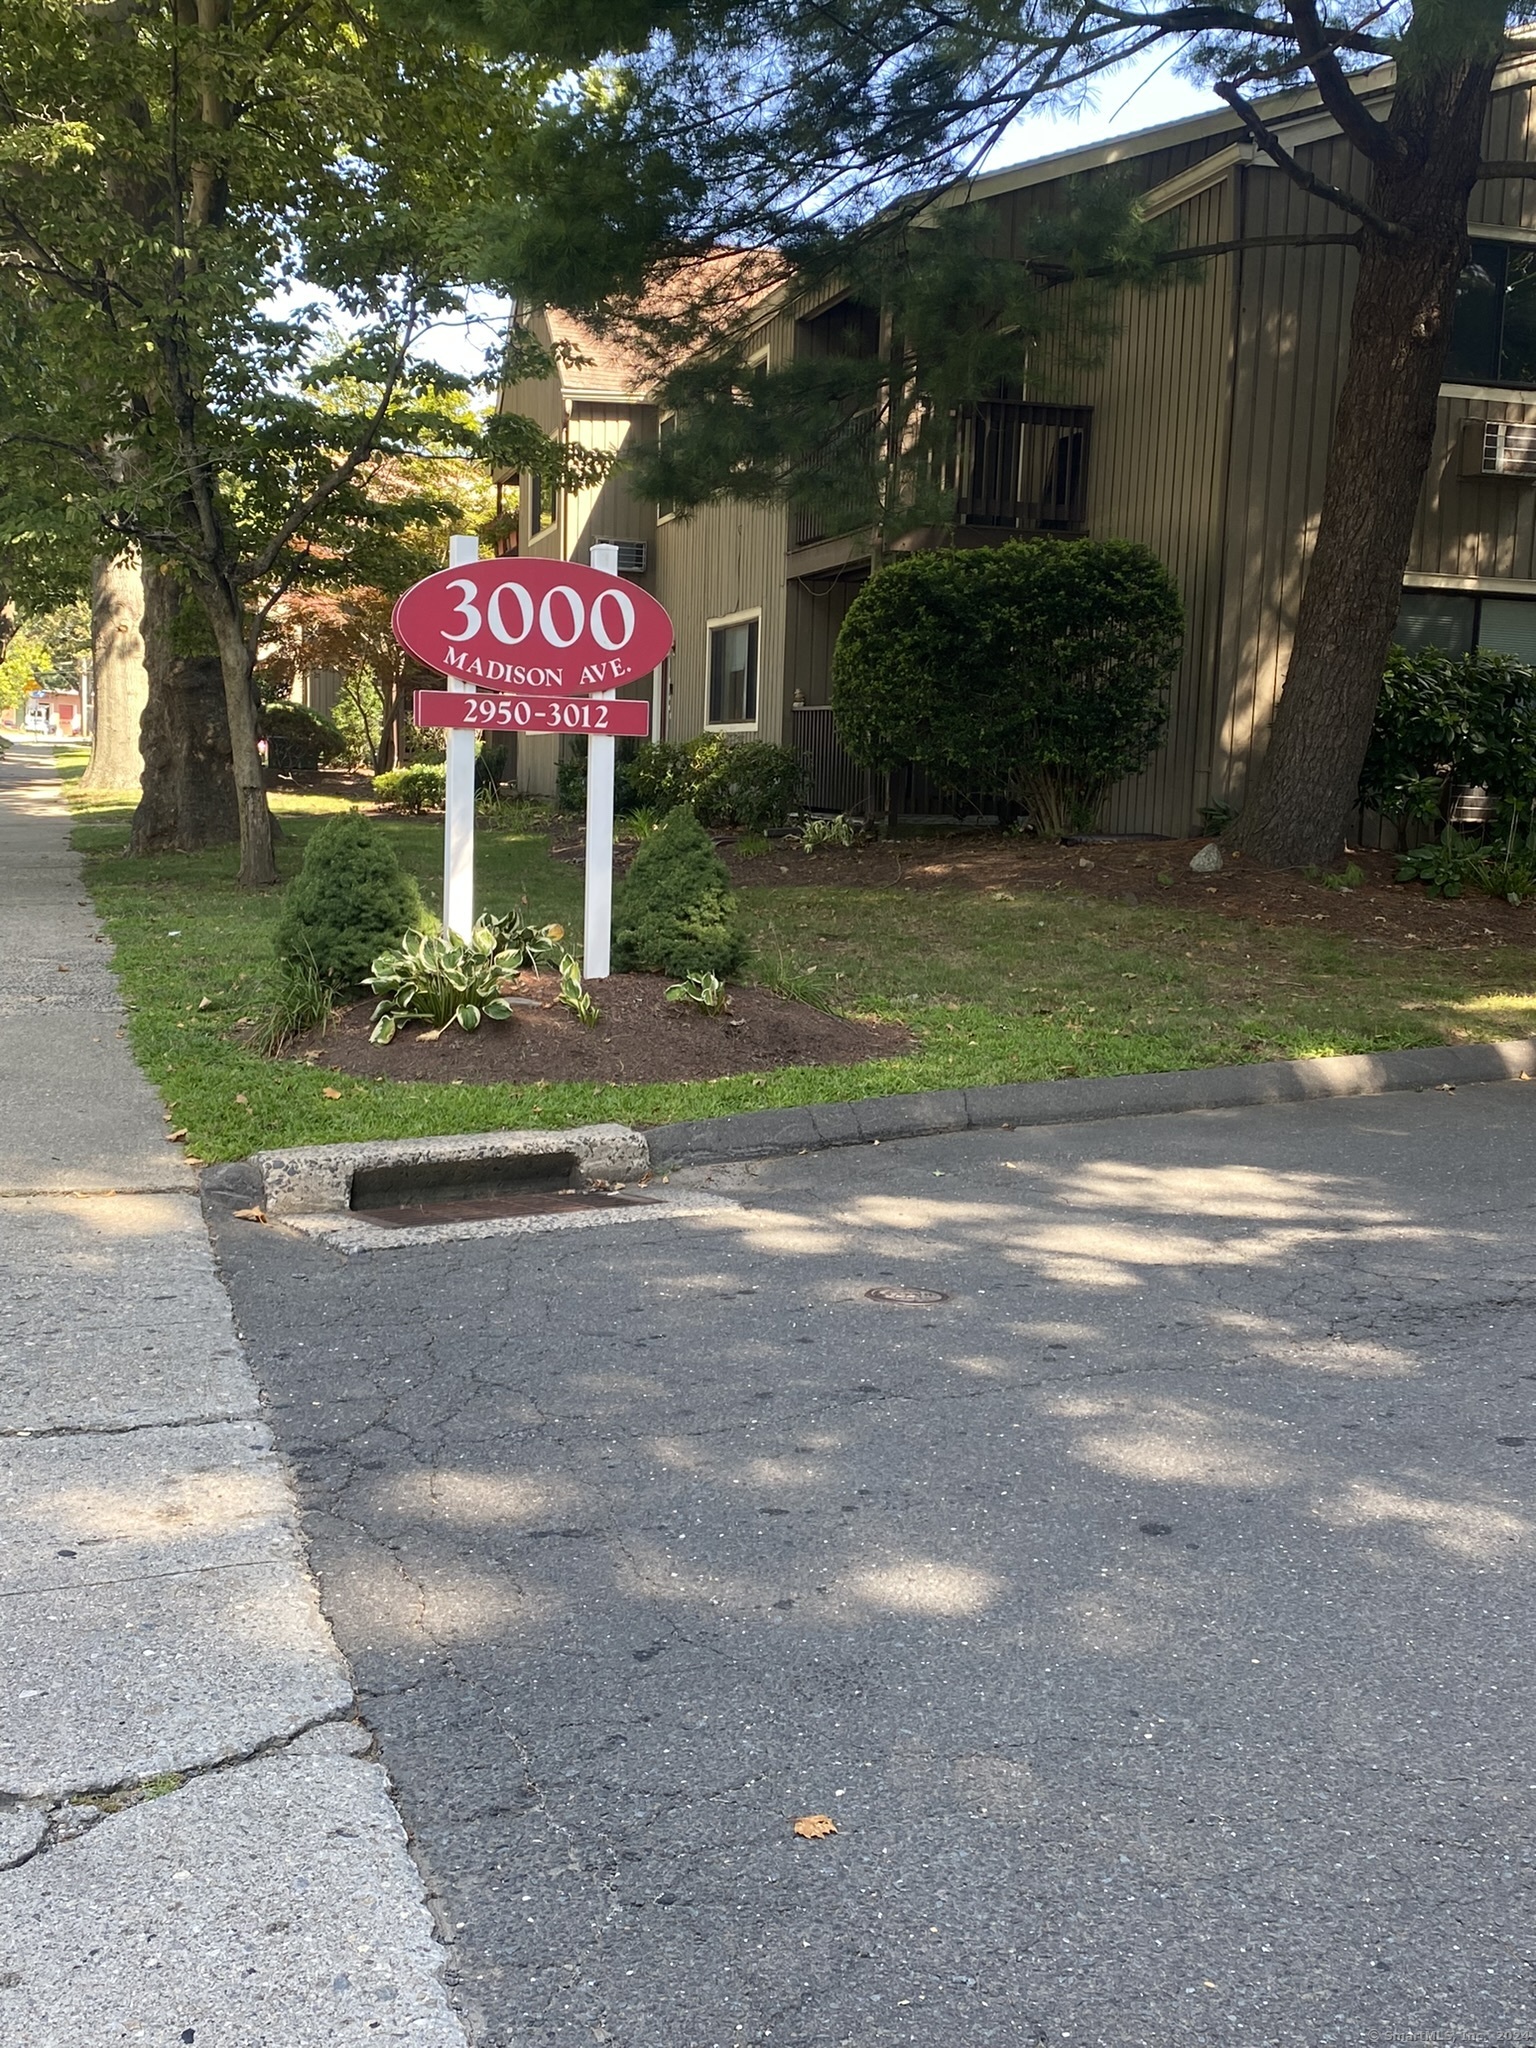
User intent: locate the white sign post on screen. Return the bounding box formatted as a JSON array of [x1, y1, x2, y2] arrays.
[[582, 544, 621, 978], [441, 533, 479, 939]]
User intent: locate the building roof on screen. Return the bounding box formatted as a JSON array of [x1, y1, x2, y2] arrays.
[[544, 311, 652, 400]]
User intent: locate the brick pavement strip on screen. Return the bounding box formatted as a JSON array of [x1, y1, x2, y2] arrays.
[[0, 742, 467, 2048]]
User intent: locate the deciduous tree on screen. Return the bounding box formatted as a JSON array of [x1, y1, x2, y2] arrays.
[[0, 0, 581, 881]]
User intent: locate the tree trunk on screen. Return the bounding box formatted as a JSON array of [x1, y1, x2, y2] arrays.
[[1228, 36, 1501, 869], [197, 576, 278, 887], [81, 553, 150, 792], [131, 561, 240, 853]]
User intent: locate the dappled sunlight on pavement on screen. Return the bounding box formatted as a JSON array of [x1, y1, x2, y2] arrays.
[[209, 1080, 1536, 2047]]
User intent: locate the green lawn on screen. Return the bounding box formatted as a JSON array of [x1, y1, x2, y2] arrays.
[[68, 783, 1536, 1161]]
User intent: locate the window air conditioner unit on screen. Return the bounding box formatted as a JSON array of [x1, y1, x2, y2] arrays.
[[1463, 419, 1536, 479], [590, 540, 648, 574]]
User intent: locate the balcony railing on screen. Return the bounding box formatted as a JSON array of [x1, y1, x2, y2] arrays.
[[954, 401, 1092, 532], [790, 409, 881, 550], [788, 398, 1093, 550]]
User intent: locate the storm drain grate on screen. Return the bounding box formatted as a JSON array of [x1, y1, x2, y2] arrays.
[[356, 1189, 656, 1230]]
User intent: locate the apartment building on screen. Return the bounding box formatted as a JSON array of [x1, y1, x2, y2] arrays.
[[499, 48, 1536, 834]]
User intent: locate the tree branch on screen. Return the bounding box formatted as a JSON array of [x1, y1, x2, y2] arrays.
[[242, 323, 416, 585], [1283, 0, 1401, 165], [1477, 160, 1536, 180], [1161, 229, 1362, 262], [1097, 2, 1389, 55], [1214, 80, 1409, 240]]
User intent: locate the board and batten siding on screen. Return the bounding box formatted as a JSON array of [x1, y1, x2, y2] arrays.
[[1214, 77, 1536, 811], [561, 402, 657, 569], [652, 496, 792, 742], [783, 566, 872, 710], [1066, 180, 1236, 836], [983, 170, 1239, 836]]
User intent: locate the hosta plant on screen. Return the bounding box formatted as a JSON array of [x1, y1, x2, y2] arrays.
[[367, 921, 528, 1043], [558, 953, 601, 1026], [1395, 828, 1488, 900], [480, 908, 565, 973], [666, 969, 731, 1016], [800, 813, 858, 853]]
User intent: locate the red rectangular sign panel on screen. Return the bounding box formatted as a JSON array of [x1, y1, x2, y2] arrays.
[[414, 691, 651, 737]]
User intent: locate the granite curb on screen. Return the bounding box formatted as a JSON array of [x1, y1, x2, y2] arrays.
[[642, 1036, 1536, 1169]]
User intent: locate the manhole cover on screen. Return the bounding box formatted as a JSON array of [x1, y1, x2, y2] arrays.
[[863, 1285, 951, 1305]]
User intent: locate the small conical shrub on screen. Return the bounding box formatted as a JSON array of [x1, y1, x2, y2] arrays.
[[612, 805, 747, 979], [275, 812, 423, 992]]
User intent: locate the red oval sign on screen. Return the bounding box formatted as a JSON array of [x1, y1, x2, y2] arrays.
[[391, 557, 674, 696]]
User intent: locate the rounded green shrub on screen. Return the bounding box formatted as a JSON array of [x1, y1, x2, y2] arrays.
[[373, 763, 446, 813], [627, 735, 804, 828], [262, 700, 347, 776], [611, 805, 747, 979], [832, 538, 1182, 838], [1362, 644, 1536, 842], [275, 812, 424, 992]]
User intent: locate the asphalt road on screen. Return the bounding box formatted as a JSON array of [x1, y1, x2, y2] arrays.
[[207, 1084, 1536, 2048]]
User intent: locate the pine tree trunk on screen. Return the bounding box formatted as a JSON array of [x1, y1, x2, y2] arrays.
[[131, 562, 240, 853], [1228, 38, 1501, 869], [81, 553, 150, 793]]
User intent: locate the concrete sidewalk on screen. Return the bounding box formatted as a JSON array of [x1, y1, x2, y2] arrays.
[[0, 742, 466, 2047]]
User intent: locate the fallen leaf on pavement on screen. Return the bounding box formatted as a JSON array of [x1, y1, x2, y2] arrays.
[[166, 1128, 188, 1143], [232, 1208, 267, 1224], [792, 1815, 838, 1840], [322, 1086, 343, 1099]]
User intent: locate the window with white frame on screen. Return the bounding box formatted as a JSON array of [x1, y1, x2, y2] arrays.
[[706, 614, 759, 727]]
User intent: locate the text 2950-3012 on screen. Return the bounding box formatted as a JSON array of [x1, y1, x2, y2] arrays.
[[412, 691, 651, 736]]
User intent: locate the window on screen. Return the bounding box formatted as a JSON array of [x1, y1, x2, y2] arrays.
[[1447, 240, 1536, 386], [1478, 596, 1536, 663], [525, 471, 556, 538], [1394, 587, 1536, 658], [656, 415, 677, 523], [1394, 589, 1474, 657], [707, 615, 759, 727]]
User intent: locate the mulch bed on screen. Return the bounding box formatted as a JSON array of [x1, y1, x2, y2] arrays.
[[291, 973, 912, 1086], [696, 832, 1536, 953]]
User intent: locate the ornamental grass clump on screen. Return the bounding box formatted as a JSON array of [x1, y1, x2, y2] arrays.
[[274, 812, 422, 993], [611, 805, 747, 979]]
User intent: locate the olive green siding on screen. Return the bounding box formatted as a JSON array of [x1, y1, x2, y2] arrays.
[[1007, 178, 1238, 835], [653, 497, 791, 741], [784, 568, 871, 711]]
